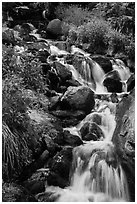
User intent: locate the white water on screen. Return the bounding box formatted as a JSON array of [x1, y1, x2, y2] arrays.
[[61, 100, 129, 202], [44, 46, 131, 202]]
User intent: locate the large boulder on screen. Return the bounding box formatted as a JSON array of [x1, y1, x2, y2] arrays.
[[46, 19, 63, 38], [53, 61, 72, 82], [112, 90, 135, 201], [60, 86, 95, 114], [103, 77, 123, 93], [47, 146, 73, 188]]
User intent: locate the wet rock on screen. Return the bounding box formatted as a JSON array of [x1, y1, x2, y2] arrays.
[[65, 79, 81, 87], [2, 182, 37, 202], [91, 55, 113, 73], [54, 61, 72, 82], [46, 19, 63, 38], [47, 146, 73, 188], [126, 74, 135, 92], [38, 50, 50, 63], [61, 86, 95, 114], [63, 130, 83, 146], [80, 122, 104, 141], [41, 63, 51, 76], [104, 69, 121, 81], [103, 77, 123, 93], [23, 170, 48, 195], [21, 23, 36, 33], [113, 90, 135, 201], [47, 69, 60, 91], [51, 110, 86, 120], [19, 150, 49, 182]]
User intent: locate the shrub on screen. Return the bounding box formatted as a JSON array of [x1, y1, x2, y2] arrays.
[[76, 18, 111, 54], [108, 30, 126, 54], [2, 45, 46, 93], [55, 4, 92, 26]]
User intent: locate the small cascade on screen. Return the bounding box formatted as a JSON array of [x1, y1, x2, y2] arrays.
[[61, 99, 129, 202], [111, 58, 131, 81]]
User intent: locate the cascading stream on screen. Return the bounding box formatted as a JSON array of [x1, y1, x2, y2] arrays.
[[61, 99, 129, 202], [46, 45, 131, 202]]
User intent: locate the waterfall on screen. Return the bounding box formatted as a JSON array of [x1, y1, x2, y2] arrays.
[[61, 100, 129, 202]]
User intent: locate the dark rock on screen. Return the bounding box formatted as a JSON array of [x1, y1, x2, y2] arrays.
[[47, 69, 60, 91], [65, 79, 81, 87], [91, 55, 113, 73], [42, 134, 62, 157], [23, 169, 48, 195], [46, 19, 63, 38], [41, 63, 51, 76], [80, 122, 104, 141], [38, 50, 50, 63], [48, 96, 61, 111], [103, 78, 123, 93], [47, 146, 73, 188], [2, 182, 37, 202], [104, 69, 121, 81], [60, 86, 95, 114], [54, 61, 72, 82], [51, 110, 86, 120], [19, 150, 49, 182], [21, 23, 36, 33], [63, 130, 83, 146], [126, 74, 135, 92], [113, 90, 135, 201], [2, 28, 21, 45]]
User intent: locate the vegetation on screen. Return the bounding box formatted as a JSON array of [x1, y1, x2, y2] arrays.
[[2, 2, 135, 183]]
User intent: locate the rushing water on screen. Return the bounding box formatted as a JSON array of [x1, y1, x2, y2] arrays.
[[45, 45, 131, 202]]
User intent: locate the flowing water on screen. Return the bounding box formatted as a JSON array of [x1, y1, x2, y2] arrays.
[[46, 45, 131, 202]]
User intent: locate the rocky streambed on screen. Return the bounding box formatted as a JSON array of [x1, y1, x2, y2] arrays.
[[2, 18, 135, 202]]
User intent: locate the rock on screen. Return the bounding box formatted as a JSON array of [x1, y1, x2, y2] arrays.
[[23, 169, 48, 195], [54, 61, 72, 82], [27, 42, 50, 53], [91, 55, 113, 73], [103, 77, 123, 93], [65, 79, 81, 87], [126, 74, 135, 92], [53, 41, 70, 51], [2, 182, 37, 202], [38, 50, 50, 63], [2, 28, 21, 45], [41, 63, 51, 76], [21, 23, 36, 34], [47, 147, 73, 188], [51, 110, 86, 120], [27, 109, 64, 155], [46, 19, 63, 38], [60, 86, 95, 114], [104, 69, 121, 81], [63, 130, 83, 146], [112, 90, 135, 201], [47, 69, 60, 91], [19, 150, 49, 182], [80, 122, 104, 141], [48, 96, 61, 111]]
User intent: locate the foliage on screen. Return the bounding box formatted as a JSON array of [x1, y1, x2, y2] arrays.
[[2, 45, 46, 92], [55, 4, 92, 26], [2, 122, 31, 181]]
